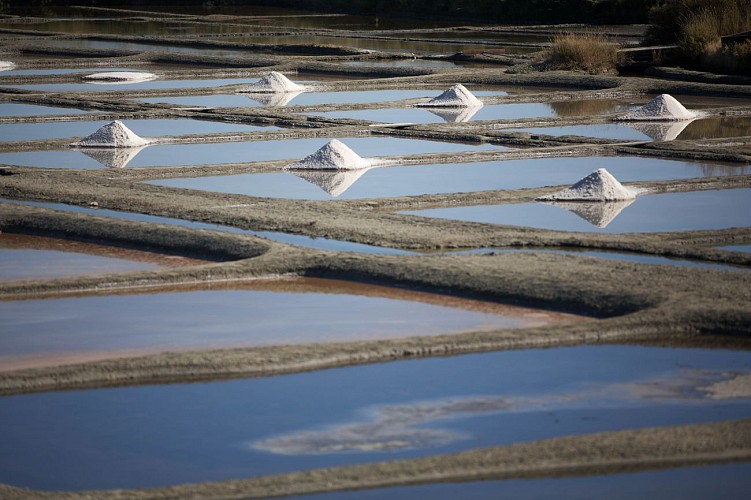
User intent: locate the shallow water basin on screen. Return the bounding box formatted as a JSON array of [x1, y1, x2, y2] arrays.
[[512, 116, 751, 142], [0, 67, 138, 77], [1, 77, 257, 93], [402, 189, 751, 233], [28, 39, 253, 59], [0, 199, 414, 254], [138, 89, 503, 108], [148, 156, 749, 200], [0, 346, 748, 490], [302, 463, 751, 499], [310, 103, 555, 124], [721, 244, 751, 253], [0, 103, 92, 117], [0, 136, 503, 169], [0, 277, 583, 371], [0, 232, 206, 281], [0, 118, 279, 142]]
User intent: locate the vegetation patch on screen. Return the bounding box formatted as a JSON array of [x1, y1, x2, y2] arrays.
[[548, 33, 622, 73]]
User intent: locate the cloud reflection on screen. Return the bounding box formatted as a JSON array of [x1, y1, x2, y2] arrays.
[[251, 370, 750, 455]]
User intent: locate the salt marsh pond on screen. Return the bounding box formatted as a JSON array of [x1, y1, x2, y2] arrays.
[[1, 3, 750, 498]]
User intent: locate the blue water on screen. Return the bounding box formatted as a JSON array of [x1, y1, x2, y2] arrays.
[[0, 136, 502, 169], [721, 244, 751, 253], [0, 199, 414, 255], [1, 77, 256, 92], [0, 346, 748, 490], [310, 103, 557, 124], [139, 90, 504, 108], [148, 157, 748, 200], [296, 463, 751, 499], [0, 247, 161, 280], [402, 189, 751, 234], [0, 67, 137, 76], [511, 124, 655, 141], [0, 103, 92, 117], [0, 280, 532, 361], [0, 119, 279, 142]]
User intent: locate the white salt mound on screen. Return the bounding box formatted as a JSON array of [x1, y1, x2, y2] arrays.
[[239, 71, 305, 93], [0, 61, 15, 71], [418, 84, 483, 108], [618, 94, 697, 121], [83, 71, 157, 83], [71, 120, 150, 148], [285, 139, 372, 170], [537, 168, 637, 202]]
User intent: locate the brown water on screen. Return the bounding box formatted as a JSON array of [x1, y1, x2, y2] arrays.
[[0, 277, 586, 370], [0, 233, 207, 281]]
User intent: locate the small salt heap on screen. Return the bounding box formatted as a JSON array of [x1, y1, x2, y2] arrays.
[[0, 61, 15, 71], [239, 71, 306, 93], [83, 71, 157, 83], [537, 168, 637, 202], [617, 94, 697, 121], [71, 121, 150, 148], [417, 84, 483, 108], [285, 139, 372, 170]]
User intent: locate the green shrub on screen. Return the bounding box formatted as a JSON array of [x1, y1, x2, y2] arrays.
[[548, 33, 621, 73]]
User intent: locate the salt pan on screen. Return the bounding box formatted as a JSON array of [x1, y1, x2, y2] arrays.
[[71, 121, 150, 148], [0, 61, 15, 71], [83, 71, 158, 83], [238, 71, 306, 93], [537, 168, 637, 202], [285, 140, 373, 170], [417, 84, 483, 108], [617, 94, 698, 121]]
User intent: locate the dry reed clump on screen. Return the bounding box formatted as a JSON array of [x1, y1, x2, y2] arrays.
[[548, 33, 621, 73], [657, 0, 751, 73]]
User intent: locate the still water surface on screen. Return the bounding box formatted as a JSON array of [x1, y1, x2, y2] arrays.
[[0, 346, 748, 490], [402, 189, 751, 233]]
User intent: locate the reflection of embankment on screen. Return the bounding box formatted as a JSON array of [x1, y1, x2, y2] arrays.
[[677, 117, 751, 141], [0, 232, 209, 268], [546, 99, 620, 117], [3, 276, 587, 321]]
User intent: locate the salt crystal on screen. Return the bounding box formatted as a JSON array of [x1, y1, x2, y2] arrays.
[[417, 84, 483, 108], [537, 168, 637, 202], [71, 121, 150, 148], [285, 139, 373, 170], [617, 94, 697, 121], [0, 61, 15, 71], [83, 71, 157, 83], [238, 71, 306, 93]]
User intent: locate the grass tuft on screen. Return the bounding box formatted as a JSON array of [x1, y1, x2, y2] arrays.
[[548, 33, 621, 73]]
